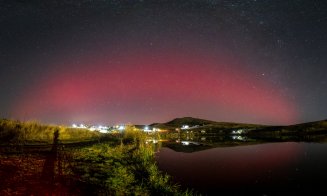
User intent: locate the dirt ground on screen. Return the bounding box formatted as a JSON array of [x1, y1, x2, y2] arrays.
[[0, 146, 81, 195]]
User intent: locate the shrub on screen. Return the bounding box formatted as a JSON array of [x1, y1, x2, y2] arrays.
[[122, 125, 147, 146]]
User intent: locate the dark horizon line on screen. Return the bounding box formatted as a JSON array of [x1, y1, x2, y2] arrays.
[[1, 116, 326, 127]]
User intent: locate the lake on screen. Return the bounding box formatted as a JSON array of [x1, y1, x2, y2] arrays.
[[155, 141, 327, 195]]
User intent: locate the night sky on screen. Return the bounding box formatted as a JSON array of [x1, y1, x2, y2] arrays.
[[1, 0, 326, 125]]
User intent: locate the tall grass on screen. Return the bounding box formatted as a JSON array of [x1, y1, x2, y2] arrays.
[[0, 119, 102, 144], [122, 124, 147, 147], [68, 128, 194, 195]]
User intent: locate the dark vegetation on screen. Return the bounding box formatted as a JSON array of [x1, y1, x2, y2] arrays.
[[250, 119, 327, 135], [0, 119, 103, 145], [1, 117, 327, 193], [69, 135, 193, 195], [0, 119, 192, 195]]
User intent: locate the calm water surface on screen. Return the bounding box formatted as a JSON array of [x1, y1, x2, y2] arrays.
[[155, 142, 327, 195]]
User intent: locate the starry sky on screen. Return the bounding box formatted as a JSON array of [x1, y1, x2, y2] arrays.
[[0, 0, 326, 125]]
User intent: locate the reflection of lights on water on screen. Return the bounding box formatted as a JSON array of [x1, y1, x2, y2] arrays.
[[181, 141, 200, 145], [231, 135, 246, 141]]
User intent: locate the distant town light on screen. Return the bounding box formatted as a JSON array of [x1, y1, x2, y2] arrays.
[[144, 126, 152, 132], [90, 127, 96, 131], [98, 129, 107, 133], [72, 123, 87, 129], [79, 124, 87, 128], [152, 128, 161, 132]]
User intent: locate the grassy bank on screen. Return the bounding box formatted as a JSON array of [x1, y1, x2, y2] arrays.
[[0, 121, 193, 195], [67, 126, 193, 195], [0, 119, 103, 144]]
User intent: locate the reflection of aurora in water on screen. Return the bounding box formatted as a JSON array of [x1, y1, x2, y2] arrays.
[[156, 142, 327, 194]]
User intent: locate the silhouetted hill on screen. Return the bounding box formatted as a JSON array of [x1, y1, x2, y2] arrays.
[[289, 119, 327, 128], [165, 117, 216, 127], [282, 119, 327, 133], [150, 117, 265, 131], [249, 119, 327, 135], [150, 117, 216, 130], [150, 117, 327, 135]]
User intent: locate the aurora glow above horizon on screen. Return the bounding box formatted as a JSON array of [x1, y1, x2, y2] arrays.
[[1, 1, 327, 126]]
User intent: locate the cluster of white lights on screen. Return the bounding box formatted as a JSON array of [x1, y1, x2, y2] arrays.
[[71, 123, 109, 133], [231, 135, 246, 141], [231, 129, 244, 135], [72, 124, 87, 129], [71, 123, 157, 133], [144, 126, 153, 132], [90, 125, 109, 133]]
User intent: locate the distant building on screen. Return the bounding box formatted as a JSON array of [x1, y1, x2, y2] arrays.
[[89, 125, 109, 133], [71, 123, 109, 133], [231, 129, 244, 135], [71, 123, 87, 129], [143, 126, 152, 132], [152, 128, 161, 132]]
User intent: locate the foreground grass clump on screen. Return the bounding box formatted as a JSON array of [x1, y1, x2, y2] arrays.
[[0, 119, 102, 144], [69, 126, 193, 195]]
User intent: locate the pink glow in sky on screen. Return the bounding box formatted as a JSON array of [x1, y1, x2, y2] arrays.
[[13, 49, 298, 125]]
